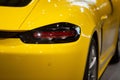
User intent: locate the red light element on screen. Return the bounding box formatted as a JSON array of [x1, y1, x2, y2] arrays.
[[33, 30, 76, 39]]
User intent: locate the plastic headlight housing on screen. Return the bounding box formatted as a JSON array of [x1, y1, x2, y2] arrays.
[[20, 22, 80, 44]]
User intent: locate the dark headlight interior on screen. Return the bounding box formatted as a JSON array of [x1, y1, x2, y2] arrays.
[[20, 22, 80, 44]]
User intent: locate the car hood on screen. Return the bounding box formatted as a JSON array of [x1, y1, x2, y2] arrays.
[[0, 0, 38, 31], [20, 0, 98, 31], [0, 0, 98, 31]]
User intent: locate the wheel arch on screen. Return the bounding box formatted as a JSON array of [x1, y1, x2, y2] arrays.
[[93, 31, 99, 79], [83, 31, 99, 80], [92, 31, 99, 66], [93, 31, 99, 57]]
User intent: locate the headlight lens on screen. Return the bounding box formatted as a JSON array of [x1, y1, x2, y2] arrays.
[[20, 22, 80, 44]]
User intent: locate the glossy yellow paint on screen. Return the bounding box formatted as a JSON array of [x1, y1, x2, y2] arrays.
[[0, 0, 39, 30], [0, 0, 120, 80]]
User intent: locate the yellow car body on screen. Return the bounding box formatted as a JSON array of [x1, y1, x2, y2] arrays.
[[0, 0, 120, 80]]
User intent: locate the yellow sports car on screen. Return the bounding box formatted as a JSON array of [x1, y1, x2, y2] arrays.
[[0, 0, 120, 80]]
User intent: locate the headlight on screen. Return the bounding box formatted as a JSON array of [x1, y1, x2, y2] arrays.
[[20, 22, 80, 44]]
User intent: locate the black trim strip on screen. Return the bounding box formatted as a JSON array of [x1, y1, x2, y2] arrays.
[[0, 31, 20, 38]]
